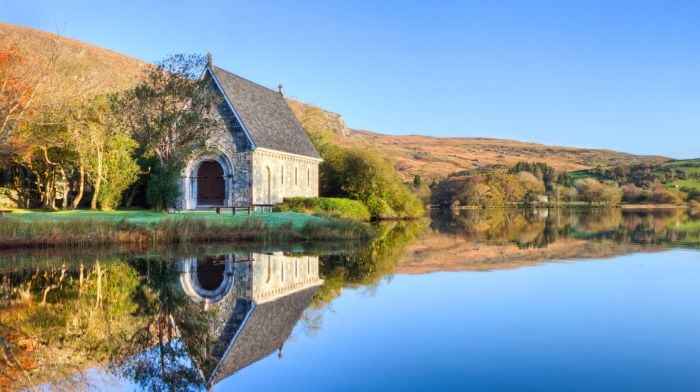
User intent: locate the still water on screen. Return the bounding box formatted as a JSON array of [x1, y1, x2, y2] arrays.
[[1, 208, 699, 391]]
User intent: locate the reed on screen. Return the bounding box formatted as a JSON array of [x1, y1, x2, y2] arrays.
[[0, 215, 374, 249]]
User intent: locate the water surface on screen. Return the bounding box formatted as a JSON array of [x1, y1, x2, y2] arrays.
[[1, 208, 698, 391]]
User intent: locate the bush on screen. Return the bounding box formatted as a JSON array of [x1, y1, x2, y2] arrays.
[[319, 145, 424, 219], [275, 197, 371, 221], [146, 164, 181, 211], [649, 183, 683, 204]]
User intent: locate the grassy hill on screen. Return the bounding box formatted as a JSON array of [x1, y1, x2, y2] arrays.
[[3, 21, 670, 181]]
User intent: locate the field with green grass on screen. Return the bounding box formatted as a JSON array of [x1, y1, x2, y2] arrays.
[[0, 209, 374, 248], [567, 170, 601, 182], [3, 209, 325, 228], [666, 159, 700, 191]]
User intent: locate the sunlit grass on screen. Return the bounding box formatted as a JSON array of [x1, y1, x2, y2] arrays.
[[0, 210, 374, 248]]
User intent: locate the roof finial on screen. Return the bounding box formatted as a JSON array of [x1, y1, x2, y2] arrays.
[[206, 52, 213, 68], [278, 83, 284, 97]]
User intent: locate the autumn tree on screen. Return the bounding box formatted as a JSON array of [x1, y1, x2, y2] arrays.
[[0, 41, 35, 143]]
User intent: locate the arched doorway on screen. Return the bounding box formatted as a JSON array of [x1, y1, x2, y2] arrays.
[[196, 260, 225, 291], [197, 161, 225, 206], [178, 256, 236, 305]]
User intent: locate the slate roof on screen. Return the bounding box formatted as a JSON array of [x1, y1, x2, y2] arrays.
[[208, 285, 319, 387], [209, 66, 321, 159]]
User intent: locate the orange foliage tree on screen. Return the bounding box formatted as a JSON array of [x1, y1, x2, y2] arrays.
[[0, 42, 35, 144]]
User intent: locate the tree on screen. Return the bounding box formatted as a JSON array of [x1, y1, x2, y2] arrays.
[[413, 175, 422, 187], [114, 54, 219, 210], [574, 178, 621, 205], [320, 145, 423, 218], [75, 96, 139, 210], [115, 54, 217, 168], [0, 42, 34, 143]]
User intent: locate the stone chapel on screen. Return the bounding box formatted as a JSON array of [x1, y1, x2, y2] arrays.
[[180, 57, 321, 209]]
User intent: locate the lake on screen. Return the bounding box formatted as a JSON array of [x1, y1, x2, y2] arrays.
[[1, 208, 699, 391]]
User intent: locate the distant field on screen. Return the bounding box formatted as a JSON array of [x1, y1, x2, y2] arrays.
[[668, 159, 700, 174], [667, 180, 700, 191], [667, 159, 700, 190], [568, 170, 600, 182]]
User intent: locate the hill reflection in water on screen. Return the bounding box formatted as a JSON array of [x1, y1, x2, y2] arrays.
[[0, 208, 698, 390], [397, 208, 700, 274]]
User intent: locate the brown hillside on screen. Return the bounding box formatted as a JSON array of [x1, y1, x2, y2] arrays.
[[3, 21, 668, 179], [288, 100, 668, 181], [0, 21, 146, 95]]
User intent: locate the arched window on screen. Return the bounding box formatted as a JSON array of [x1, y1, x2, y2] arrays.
[[281, 165, 285, 185], [295, 167, 298, 186]]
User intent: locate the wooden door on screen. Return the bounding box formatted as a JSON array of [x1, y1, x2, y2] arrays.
[[197, 161, 225, 206]]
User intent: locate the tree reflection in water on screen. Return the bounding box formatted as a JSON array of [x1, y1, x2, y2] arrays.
[[0, 209, 697, 390], [430, 208, 700, 249]]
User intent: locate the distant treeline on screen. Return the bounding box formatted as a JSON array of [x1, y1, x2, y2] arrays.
[[431, 160, 700, 208]]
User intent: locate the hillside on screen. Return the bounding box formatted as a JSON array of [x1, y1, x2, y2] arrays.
[[3, 21, 669, 180], [287, 100, 669, 181], [0, 21, 146, 96]]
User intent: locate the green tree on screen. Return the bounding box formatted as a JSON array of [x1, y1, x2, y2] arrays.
[[73, 96, 139, 210], [114, 54, 218, 210]]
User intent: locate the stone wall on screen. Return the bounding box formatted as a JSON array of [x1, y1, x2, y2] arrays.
[[177, 252, 322, 306], [251, 150, 320, 204], [249, 252, 322, 304], [180, 80, 254, 209], [180, 74, 320, 209]]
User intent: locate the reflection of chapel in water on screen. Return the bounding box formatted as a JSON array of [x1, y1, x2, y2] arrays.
[[177, 252, 322, 389]]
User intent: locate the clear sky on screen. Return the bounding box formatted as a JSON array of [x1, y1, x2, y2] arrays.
[[2, 0, 699, 158]]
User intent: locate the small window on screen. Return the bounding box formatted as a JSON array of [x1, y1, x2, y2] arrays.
[[281, 165, 284, 185], [295, 167, 298, 186], [307, 168, 310, 186]]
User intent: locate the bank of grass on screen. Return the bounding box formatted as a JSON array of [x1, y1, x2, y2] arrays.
[[273, 197, 371, 221], [0, 210, 374, 248]]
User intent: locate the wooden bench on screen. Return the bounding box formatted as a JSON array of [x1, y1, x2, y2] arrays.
[[0, 210, 12, 217], [213, 205, 275, 216]]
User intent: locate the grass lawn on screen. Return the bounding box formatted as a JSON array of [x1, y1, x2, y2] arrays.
[[666, 179, 700, 192], [567, 170, 600, 182], [3, 209, 328, 230]]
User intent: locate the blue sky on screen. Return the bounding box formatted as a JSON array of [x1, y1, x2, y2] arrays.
[[2, 0, 699, 158]]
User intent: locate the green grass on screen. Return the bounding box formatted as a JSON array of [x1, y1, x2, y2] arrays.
[[666, 179, 700, 192], [568, 170, 600, 182], [4, 209, 323, 228], [667, 159, 700, 175], [0, 209, 374, 248], [273, 197, 371, 221]]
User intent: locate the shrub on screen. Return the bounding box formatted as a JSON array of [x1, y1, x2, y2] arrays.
[[275, 197, 371, 221], [146, 164, 181, 211], [649, 183, 683, 204], [319, 145, 424, 219]]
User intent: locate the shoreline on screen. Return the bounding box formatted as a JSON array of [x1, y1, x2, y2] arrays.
[[0, 212, 374, 250], [438, 203, 691, 210]]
